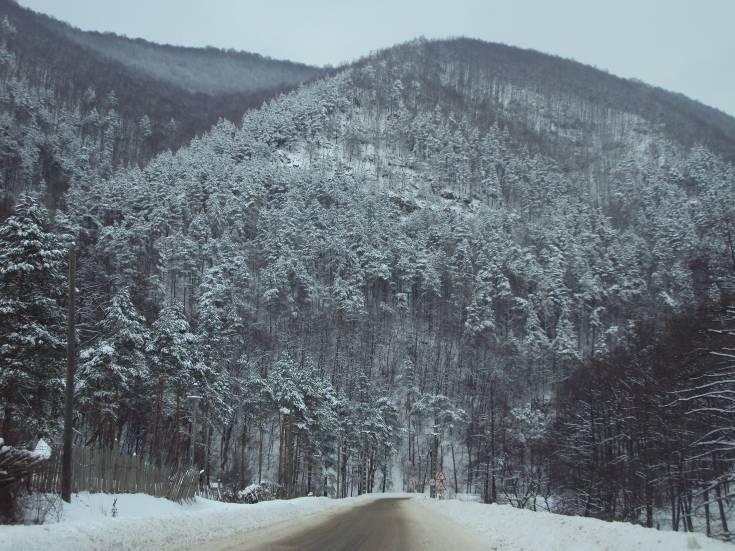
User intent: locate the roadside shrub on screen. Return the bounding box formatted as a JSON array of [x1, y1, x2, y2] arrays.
[[219, 481, 280, 504]]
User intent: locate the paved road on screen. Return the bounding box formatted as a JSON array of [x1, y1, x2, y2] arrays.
[[206, 497, 485, 551]]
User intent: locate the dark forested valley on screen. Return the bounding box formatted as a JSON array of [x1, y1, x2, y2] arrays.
[[1, 1, 735, 541]]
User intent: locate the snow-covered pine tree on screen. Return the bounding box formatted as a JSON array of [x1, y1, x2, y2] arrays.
[[78, 288, 151, 449], [0, 196, 67, 445]]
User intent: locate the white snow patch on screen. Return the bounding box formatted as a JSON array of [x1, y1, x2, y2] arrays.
[[32, 439, 51, 460], [0, 492, 382, 551], [414, 498, 732, 551]]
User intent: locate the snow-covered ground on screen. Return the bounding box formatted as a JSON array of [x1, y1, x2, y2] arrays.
[[3, 492, 732, 550], [415, 497, 732, 551], [0, 492, 379, 551]]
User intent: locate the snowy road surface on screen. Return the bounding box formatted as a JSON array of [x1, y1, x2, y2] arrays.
[[201, 497, 485, 551], [3, 493, 731, 550]]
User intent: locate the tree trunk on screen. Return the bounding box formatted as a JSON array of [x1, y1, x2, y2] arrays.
[[61, 243, 77, 503], [466, 440, 473, 494], [645, 473, 653, 528], [715, 481, 729, 535], [341, 447, 348, 498], [306, 459, 312, 495], [258, 425, 264, 484], [451, 444, 459, 496], [483, 445, 491, 503], [172, 390, 181, 467], [382, 449, 388, 492], [430, 432, 438, 498], [220, 421, 234, 478], [704, 487, 711, 537], [152, 375, 165, 467], [1, 392, 13, 445]]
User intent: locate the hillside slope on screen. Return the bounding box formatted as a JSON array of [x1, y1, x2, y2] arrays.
[[0, 0, 321, 212], [2, 0, 320, 140], [2, 24, 735, 542], [32, 8, 319, 96], [366, 38, 735, 157], [350, 38, 735, 165], [49, 38, 734, 515]]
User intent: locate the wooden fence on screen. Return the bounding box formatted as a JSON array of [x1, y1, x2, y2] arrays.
[[31, 447, 199, 502]]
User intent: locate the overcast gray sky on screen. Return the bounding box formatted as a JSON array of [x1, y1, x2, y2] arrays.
[[18, 0, 735, 116]]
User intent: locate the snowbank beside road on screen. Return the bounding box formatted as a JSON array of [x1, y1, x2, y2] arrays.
[[415, 497, 731, 551], [0, 492, 377, 551], [6, 492, 724, 551]]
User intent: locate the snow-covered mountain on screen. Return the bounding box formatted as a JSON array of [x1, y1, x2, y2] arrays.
[[20, 3, 320, 97], [2, 10, 735, 540], [0, 0, 321, 214], [361, 38, 735, 159]]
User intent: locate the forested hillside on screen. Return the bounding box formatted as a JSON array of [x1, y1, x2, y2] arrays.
[[37, 16, 318, 96], [0, 0, 320, 215], [360, 39, 735, 160], [2, 14, 735, 539]]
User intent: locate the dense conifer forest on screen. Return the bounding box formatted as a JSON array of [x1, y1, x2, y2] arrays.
[[1, 1, 735, 538]]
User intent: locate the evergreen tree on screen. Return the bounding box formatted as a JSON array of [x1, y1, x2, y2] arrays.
[[0, 196, 67, 443]]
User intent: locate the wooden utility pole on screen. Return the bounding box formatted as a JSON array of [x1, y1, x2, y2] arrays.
[[61, 242, 77, 503]]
